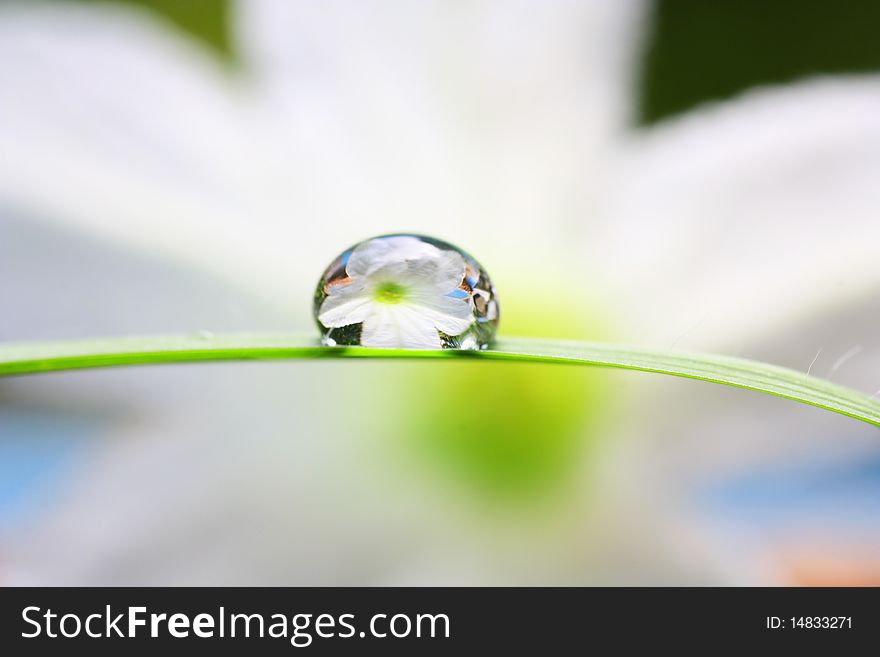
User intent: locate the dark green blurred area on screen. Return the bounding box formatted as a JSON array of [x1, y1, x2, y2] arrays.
[[640, 0, 880, 123], [85, 0, 234, 60], [83, 0, 880, 123]]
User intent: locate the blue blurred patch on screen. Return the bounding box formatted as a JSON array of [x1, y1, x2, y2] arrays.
[[702, 453, 880, 531], [446, 289, 469, 299], [0, 408, 97, 528]]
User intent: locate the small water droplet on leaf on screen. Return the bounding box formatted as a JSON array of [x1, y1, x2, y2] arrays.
[[314, 234, 499, 350]]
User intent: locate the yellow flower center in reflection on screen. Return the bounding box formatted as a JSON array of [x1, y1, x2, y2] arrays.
[[373, 281, 407, 304]]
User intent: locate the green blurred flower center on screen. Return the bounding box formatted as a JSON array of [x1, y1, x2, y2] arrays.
[[373, 281, 407, 304]]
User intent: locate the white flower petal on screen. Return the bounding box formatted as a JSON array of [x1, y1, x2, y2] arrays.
[[0, 3, 281, 297], [317, 281, 371, 327], [410, 297, 474, 337], [346, 236, 438, 278], [0, 3, 341, 315], [346, 235, 468, 295], [359, 305, 437, 349], [597, 77, 880, 350], [236, 0, 647, 266], [361, 248, 467, 299], [405, 249, 468, 294]]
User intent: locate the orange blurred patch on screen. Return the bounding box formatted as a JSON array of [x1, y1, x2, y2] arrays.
[[780, 547, 880, 586]]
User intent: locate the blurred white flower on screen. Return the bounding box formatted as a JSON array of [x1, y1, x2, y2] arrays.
[[0, 0, 640, 315], [0, 0, 878, 585]]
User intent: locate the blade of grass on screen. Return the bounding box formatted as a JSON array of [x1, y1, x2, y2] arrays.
[[0, 334, 877, 427]]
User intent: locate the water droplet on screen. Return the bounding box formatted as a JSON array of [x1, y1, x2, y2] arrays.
[[314, 234, 499, 350]]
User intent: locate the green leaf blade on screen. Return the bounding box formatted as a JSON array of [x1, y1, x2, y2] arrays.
[[0, 334, 877, 428]]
